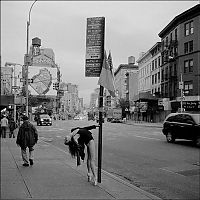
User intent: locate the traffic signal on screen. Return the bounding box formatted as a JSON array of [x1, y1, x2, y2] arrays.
[[53, 83, 56, 90], [55, 82, 59, 90], [53, 82, 59, 90]]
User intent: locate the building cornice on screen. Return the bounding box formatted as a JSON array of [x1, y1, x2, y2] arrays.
[[114, 64, 138, 76], [158, 4, 200, 38]]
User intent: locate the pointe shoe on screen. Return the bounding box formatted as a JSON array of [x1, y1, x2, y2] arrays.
[[87, 173, 92, 182], [92, 177, 97, 186]]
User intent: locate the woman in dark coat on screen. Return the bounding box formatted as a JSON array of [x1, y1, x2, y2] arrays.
[[9, 118, 18, 138], [64, 125, 99, 185], [16, 116, 38, 166]]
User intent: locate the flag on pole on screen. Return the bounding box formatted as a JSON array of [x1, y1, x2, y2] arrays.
[[108, 50, 113, 71], [98, 50, 116, 97]]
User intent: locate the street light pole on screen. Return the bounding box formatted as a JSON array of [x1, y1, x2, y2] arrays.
[[25, 0, 37, 117]]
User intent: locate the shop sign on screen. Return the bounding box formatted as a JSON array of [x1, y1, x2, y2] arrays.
[[183, 101, 200, 111]]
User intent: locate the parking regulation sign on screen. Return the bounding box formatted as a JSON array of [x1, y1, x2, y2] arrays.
[[85, 17, 105, 77]]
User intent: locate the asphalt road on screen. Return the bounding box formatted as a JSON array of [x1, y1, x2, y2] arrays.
[[36, 119, 200, 200]]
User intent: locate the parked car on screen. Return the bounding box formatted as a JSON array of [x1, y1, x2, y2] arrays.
[[110, 118, 122, 123], [37, 114, 52, 126], [162, 112, 200, 146]]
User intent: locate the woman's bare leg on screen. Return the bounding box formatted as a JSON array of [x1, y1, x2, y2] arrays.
[[87, 146, 92, 175], [87, 140, 97, 184]]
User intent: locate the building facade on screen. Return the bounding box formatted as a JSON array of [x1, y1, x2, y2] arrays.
[[158, 4, 200, 113], [114, 56, 138, 100]]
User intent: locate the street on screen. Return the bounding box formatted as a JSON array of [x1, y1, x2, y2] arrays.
[[36, 119, 199, 200]]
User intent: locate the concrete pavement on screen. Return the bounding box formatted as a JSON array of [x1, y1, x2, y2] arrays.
[[1, 137, 161, 199]]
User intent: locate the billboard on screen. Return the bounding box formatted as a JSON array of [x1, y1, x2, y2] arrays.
[[85, 17, 105, 77], [28, 66, 57, 96]]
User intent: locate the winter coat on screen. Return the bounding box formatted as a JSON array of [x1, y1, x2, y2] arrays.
[[16, 121, 38, 149], [9, 120, 18, 131]]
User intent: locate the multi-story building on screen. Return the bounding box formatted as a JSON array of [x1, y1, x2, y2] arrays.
[[149, 42, 162, 95], [1, 66, 13, 111], [114, 56, 138, 100], [137, 51, 152, 95], [60, 82, 80, 118], [158, 4, 200, 113]]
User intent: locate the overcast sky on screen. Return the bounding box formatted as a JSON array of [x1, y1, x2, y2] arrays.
[[1, 1, 198, 105]]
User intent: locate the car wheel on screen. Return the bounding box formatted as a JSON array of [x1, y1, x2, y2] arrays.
[[195, 137, 200, 147], [166, 132, 175, 143]]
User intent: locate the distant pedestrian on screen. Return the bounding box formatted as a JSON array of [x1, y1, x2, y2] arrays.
[[16, 115, 38, 167], [64, 125, 99, 186], [1, 115, 8, 138], [9, 118, 18, 138]]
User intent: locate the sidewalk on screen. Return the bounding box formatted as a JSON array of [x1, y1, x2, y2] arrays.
[[125, 120, 163, 128], [1, 137, 161, 199]]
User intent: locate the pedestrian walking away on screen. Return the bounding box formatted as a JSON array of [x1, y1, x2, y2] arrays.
[[16, 115, 38, 167], [64, 125, 99, 186], [1, 115, 9, 138], [9, 118, 18, 138]]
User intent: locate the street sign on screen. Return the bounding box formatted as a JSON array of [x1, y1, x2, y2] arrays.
[[85, 17, 105, 77], [12, 86, 20, 89], [179, 81, 183, 89], [20, 78, 33, 83]]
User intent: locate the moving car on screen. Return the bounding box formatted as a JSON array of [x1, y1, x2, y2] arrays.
[[37, 114, 52, 126], [162, 112, 200, 146]]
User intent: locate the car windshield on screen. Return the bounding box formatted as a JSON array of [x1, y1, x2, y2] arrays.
[[191, 114, 200, 124], [40, 115, 50, 119]]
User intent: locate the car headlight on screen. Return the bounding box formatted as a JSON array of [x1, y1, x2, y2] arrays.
[[41, 119, 44, 121]]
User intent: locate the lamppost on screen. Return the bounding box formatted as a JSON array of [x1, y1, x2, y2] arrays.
[[5, 62, 23, 122], [25, 0, 37, 117]]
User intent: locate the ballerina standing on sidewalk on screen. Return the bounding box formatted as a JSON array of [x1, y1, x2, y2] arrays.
[[64, 125, 99, 186]]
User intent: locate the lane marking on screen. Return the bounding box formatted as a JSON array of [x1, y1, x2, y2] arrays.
[[134, 135, 162, 141]]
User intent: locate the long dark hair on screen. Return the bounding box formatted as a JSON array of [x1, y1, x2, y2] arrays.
[[67, 137, 79, 158]]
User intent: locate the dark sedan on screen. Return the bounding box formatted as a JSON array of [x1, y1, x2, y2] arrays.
[[162, 112, 200, 147]]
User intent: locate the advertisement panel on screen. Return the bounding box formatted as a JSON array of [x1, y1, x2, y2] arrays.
[[85, 17, 105, 77], [28, 66, 57, 96]]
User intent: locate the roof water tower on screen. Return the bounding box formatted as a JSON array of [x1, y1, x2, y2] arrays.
[[31, 37, 41, 56], [128, 56, 135, 64]]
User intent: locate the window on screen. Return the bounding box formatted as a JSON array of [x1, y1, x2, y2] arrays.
[[175, 29, 177, 40], [185, 23, 189, 36], [158, 72, 160, 82], [152, 60, 154, 71], [189, 60, 193, 72], [190, 21, 194, 34], [155, 59, 157, 69], [189, 41, 193, 52], [158, 56, 161, 67], [184, 41, 193, 54], [152, 74, 154, 85], [170, 32, 173, 41], [184, 43, 189, 54], [185, 21, 194, 36], [155, 73, 157, 84], [184, 81, 193, 95], [184, 59, 193, 73]]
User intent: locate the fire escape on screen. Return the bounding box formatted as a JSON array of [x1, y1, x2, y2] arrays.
[[161, 40, 178, 100]]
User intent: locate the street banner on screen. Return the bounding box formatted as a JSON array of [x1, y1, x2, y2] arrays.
[[85, 17, 105, 77]]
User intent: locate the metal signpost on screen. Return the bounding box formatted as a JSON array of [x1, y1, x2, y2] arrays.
[[85, 17, 105, 183]]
